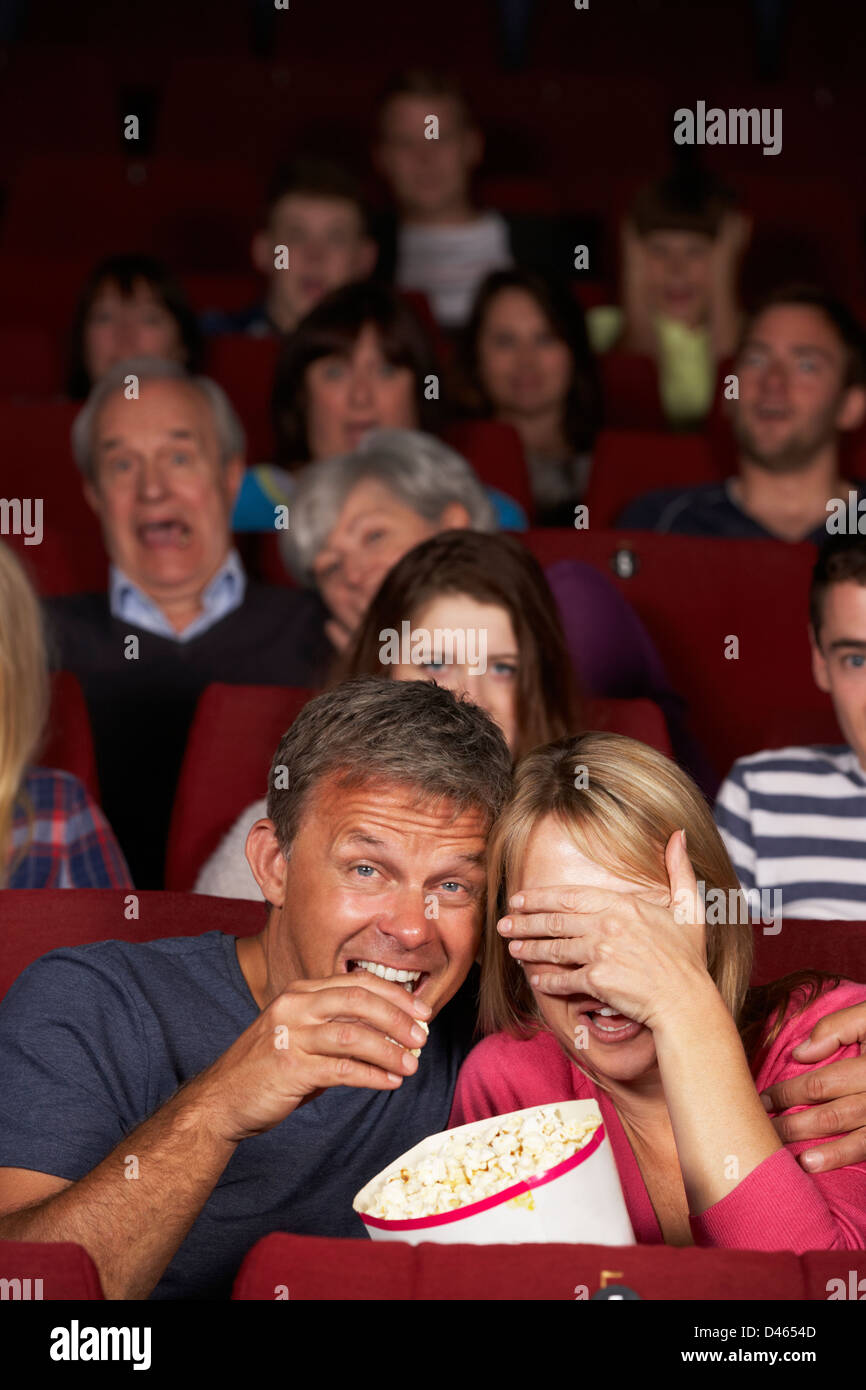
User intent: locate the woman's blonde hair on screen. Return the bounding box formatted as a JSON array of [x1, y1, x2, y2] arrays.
[[0, 544, 50, 884], [479, 731, 840, 1065], [480, 731, 752, 1040]]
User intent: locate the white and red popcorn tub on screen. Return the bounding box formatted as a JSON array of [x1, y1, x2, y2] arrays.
[[353, 1100, 635, 1246]]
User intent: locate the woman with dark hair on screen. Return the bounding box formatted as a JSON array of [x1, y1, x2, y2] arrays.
[[336, 529, 584, 761], [271, 282, 442, 467], [66, 253, 204, 399], [457, 269, 603, 525]]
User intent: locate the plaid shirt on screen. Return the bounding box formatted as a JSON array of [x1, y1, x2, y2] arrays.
[[7, 769, 133, 889]]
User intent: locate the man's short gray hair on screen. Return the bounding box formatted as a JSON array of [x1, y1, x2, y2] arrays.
[[70, 357, 246, 483], [267, 675, 513, 858], [281, 428, 498, 583]]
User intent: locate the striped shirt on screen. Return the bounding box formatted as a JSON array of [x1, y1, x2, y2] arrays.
[[714, 745, 866, 920], [7, 768, 133, 890]]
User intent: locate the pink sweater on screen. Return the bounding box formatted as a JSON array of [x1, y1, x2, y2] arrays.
[[449, 980, 866, 1250]]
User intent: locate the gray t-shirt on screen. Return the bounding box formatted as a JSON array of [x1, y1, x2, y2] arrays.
[[0, 932, 477, 1299]]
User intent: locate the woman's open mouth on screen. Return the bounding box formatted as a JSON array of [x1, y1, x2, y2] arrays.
[[574, 1003, 643, 1044]]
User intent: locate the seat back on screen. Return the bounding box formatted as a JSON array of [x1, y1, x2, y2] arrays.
[[165, 684, 316, 891], [523, 529, 821, 778], [0, 1241, 105, 1300], [39, 672, 100, 802], [443, 420, 534, 519], [0, 891, 266, 1001], [165, 683, 670, 891], [232, 1231, 825, 1300], [585, 697, 671, 757], [598, 354, 665, 430], [751, 921, 866, 985], [206, 336, 282, 464], [586, 430, 725, 528]]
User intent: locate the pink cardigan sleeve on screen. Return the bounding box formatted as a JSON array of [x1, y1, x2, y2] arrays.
[[690, 981, 866, 1251], [449, 1036, 529, 1127]]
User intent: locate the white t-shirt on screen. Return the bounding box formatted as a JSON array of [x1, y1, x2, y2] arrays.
[[396, 211, 512, 328], [194, 797, 268, 901]]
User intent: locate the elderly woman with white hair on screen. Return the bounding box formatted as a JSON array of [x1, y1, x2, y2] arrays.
[[281, 428, 502, 650]]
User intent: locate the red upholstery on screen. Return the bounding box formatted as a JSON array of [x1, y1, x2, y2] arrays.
[[165, 683, 669, 891], [752, 922, 866, 987], [0, 401, 105, 573], [2, 156, 263, 270], [0, 326, 62, 397], [0, 1241, 105, 1300], [165, 684, 316, 891], [39, 672, 100, 802], [206, 335, 281, 464], [0, 254, 93, 334], [598, 354, 666, 431], [443, 420, 534, 519], [0, 891, 266, 1001], [521, 529, 822, 778], [3, 524, 108, 598], [585, 430, 725, 529], [585, 697, 671, 757], [182, 271, 263, 314], [233, 1231, 861, 1300]]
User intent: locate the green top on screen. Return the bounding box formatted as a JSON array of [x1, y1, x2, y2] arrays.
[[586, 305, 714, 426]]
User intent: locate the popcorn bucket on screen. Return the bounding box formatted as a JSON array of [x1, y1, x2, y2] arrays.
[[353, 1100, 635, 1245]]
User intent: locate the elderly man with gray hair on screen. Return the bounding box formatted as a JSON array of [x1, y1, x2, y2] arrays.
[[281, 427, 499, 650], [45, 357, 331, 887]]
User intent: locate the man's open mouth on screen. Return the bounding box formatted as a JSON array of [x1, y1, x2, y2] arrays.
[[345, 959, 428, 994], [137, 520, 193, 548]]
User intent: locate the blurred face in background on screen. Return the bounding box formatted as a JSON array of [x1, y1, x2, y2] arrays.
[[391, 591, 520, 753], [84, 280, 186, 382], [811, 579, 866, 772], [84, 379, 243, 616], [375, 94, 481, 223], [476, 288, 573, 424], [252, 194, 377, 332], [304, 324, 418, 459], [313, 477, 471, 638], [641, 229, 713, 328], [734, 305, 865, 473]]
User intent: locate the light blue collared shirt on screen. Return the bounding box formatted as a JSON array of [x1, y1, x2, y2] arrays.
[[109, 549, 247, 643]]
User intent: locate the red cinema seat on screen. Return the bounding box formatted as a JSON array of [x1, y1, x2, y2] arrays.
[[232, 1232, 811, 1300], [585, 430, 724, 529], [0, 892, 266, 1001], [444, 420, 534, 520], [752, 922, 866, 986], [0, 1241, 104, 1300], [2, 156, 262, 271], [3, 524, 107, 598], [585, 697, 672, 758], [598, 354, 666, 431], [206, 335, 281, 464], [0, 255, 93, 338], [0, 399, 96, 512], [518, 530, 821, 779], [182, 272, 263, 315], [165, 684, 316, 891], [251, 532, 296, 588], [0, 326, 63, 397], [39, 672, 100, 802]]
